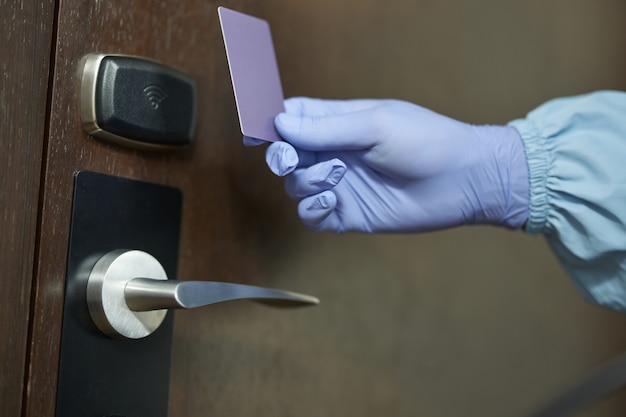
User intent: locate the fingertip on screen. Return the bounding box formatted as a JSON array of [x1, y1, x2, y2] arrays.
[[297, 191, 337, 229], [284, 159, 346, 199], [243, 136, 266, 146], [274, 113, 300, 140], [326, 158, 347, 185], [283, 97, 307, 115], [265, 141, 299, 176]]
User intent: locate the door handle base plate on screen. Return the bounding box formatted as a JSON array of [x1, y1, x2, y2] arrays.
[[87, 249, 169, 339], [56, 171, 182, 417]]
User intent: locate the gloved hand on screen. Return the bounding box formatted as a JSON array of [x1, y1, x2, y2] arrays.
[[265, 97, 529, 233]]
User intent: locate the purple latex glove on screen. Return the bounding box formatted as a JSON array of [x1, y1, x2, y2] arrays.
[[266, 97, 529, 233]]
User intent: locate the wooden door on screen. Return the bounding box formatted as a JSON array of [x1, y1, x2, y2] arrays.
[[5, 1, 626, 417], [21, 0, 272, 415], [0, 1, 55, 415]]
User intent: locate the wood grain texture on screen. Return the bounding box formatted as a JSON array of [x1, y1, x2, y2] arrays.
[[24, 0, 277, 415], [0, 1, 55, 416]]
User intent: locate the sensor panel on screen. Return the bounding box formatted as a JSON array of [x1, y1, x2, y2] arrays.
[[81, 53, 196, 150]]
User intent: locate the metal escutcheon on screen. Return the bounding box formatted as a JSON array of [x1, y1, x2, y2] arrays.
[[86, 250, 319, 339]]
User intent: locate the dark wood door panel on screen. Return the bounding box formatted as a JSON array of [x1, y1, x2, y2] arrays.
[[0, 2, 56, 416]]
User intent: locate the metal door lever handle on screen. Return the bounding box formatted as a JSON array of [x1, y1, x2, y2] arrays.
[[87, 249, 319, 339], [125, 278, 319, 310]]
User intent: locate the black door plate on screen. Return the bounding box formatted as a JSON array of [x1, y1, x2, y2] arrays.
[[56, 171, 182, 417]]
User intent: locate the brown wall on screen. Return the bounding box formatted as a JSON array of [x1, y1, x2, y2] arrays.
[[170, 1, 626, 416]]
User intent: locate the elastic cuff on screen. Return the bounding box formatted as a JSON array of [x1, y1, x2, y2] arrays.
[[508, 118, 550, 235]]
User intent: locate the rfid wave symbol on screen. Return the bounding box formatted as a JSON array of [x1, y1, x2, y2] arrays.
[[143, 84, 168, 110]]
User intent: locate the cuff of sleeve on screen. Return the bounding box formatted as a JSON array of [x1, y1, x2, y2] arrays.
[[506, 91, 626, 313], [507, 118, 550, 235]]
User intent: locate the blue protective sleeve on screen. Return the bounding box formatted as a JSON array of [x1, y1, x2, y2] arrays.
[[509, 91, 626, 313]]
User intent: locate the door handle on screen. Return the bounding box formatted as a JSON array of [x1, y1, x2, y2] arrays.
[[87, 249, 319, 339]]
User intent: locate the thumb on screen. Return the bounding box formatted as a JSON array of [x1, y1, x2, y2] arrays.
[[275, 110, 380, 152]]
